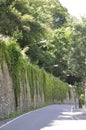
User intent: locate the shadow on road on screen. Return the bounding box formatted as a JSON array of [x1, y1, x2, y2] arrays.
[[0, 105, 86, 130]]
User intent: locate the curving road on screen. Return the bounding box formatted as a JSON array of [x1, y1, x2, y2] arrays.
[[0, 104, 86, 130]]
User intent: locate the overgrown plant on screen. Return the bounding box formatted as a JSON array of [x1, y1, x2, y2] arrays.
[[0, 37, 69, 110]]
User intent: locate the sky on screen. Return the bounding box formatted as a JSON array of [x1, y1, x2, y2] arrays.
[[59, 0, 86, 19]]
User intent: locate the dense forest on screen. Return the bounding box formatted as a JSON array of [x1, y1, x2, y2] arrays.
[[0, 0, 86, 99]]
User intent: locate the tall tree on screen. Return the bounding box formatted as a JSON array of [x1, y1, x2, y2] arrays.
[[0, 0, 69, 77], [68, 19, 86, 81]]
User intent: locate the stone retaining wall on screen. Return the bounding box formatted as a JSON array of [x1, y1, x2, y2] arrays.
[[0, 62, 73, 118], [0, 62, 45, 118]]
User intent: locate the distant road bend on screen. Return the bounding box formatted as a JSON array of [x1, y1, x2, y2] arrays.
[[0, 104, 86, 130]]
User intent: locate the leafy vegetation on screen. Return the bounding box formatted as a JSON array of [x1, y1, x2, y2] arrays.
[[0, 0, 86, 107], [0, 37, 68, 110]]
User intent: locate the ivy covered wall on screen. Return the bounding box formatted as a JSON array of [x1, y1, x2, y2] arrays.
[[0, 38, 69, 117]]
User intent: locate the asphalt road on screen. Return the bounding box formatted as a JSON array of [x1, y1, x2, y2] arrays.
[[0, 104, 86, 130]]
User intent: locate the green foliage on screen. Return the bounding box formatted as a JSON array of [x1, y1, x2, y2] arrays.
[[0, 39, 6, 63], [0, 37, 29, 108], [47, 27, 72, 79], [69, 21, 86, 78], [0, 37, 68, 109], [1, 0, 86, 104], [0, 0, 69, 69], [79, 94, 84, 107], [45, 74, 68, 103], [1, 0, 86, 106], [26, 62, 68, 103]]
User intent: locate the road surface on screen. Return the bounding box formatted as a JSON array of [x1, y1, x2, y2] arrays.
[[0, 104, 86, 130]]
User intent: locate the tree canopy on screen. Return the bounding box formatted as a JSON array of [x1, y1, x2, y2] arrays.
[[0, 0, 86, 96]]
